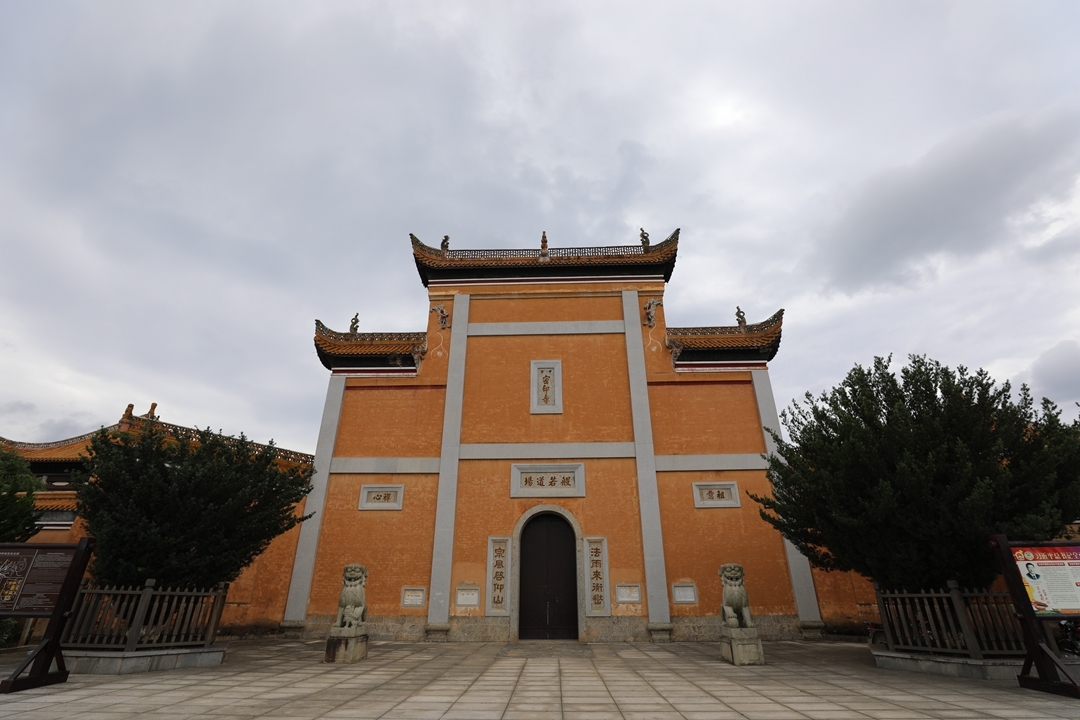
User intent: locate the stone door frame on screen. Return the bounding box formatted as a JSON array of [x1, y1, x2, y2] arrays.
[[509, 504, 585, 641]]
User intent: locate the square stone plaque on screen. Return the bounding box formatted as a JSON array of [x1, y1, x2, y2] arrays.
[[401, 587, 426, 607], [672, 582, 698, 604]]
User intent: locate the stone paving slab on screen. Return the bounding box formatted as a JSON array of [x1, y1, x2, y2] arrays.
[[1, 640, 1079, 719]]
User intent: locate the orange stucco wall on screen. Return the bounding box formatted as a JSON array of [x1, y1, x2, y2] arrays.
[[335, 385, 446, 457], [811, 567, 880, 632], [307, 472, 438, 618], [460, 334, 634, 444], [449, 458, 646, 617], [656, 469, 796, 617], [648, 379, 767, 455]]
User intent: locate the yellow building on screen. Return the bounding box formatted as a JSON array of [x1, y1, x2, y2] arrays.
[[283, 230, 843, 642], [6, 231, 880, 641]]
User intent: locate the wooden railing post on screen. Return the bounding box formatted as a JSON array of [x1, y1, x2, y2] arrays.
[[874, 583, 897, 651], [203, 582, 229, 647], [948, 581, 983, 659], [125, 579, 157, 652]]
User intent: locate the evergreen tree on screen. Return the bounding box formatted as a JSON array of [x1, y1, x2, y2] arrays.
[[75, 422, 313, 589], [0, 445, 42, 543], [752, 355, 1080, 590]]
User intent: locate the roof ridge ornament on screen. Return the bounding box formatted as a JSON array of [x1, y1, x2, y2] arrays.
[[736, 306, 746, 332], [640, 228, 650, 250], [539, 231, 550, 263], [349, 313, 359, 334], [441, 235, 449, 254]]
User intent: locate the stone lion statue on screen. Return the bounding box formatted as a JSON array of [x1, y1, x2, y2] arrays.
[[335, 564, 368, 628], [719, 563, 754, 628]]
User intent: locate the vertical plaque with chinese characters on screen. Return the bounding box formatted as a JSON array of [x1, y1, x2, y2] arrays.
[[584, 537, 611, 617], [530, 360, 562, 414], [486, 537, 511, 616]]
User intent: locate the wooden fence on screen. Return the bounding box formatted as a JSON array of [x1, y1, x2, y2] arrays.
[[60, 579, 229, 651], [875, 581, 1026, 658]]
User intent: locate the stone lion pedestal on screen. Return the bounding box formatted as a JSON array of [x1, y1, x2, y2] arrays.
[[719, 625, 764, 666], [717, 562, 765, 666], [324, 563, 369, 664], [324, 626, 368, 664]]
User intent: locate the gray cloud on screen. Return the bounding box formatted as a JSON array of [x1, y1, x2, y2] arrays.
[[0, 401, 35, 415], [1030, 340, 1080, 408], [1, 4, 1079, 450], [822, 110, 1080, 290]]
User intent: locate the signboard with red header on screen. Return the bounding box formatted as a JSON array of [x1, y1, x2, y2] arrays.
[[1010, 545, 1080, 616]]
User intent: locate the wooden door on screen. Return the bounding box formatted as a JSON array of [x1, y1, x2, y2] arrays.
[[519, 513, 579, 639]]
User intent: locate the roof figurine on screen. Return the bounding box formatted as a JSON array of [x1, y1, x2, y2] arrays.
[[349, 313, 359, 334], [539, 231, 550, 262], [640, 228, 650, 250], [736, 306, 747, 332], [441, 235, 450, 253]]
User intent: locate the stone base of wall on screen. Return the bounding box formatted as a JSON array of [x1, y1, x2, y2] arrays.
[[65, 646, 226, 675], [672, 614, 801, 642], [297, 614, 802, 642]]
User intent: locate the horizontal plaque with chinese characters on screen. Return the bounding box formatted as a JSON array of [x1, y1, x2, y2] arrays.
[[692, 481, 740, 508], [510, 463, 585, 498], [359, 484, 404, 510]]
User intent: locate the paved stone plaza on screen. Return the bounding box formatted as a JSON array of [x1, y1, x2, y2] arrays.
[[2, 639, 1080, 720]]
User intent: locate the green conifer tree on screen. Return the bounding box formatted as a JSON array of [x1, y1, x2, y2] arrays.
[[752, 355, 1080, 590], [0, 445, 43, 543], [74, 422, 313, 589]]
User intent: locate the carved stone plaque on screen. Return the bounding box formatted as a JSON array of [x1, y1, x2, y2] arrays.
[[359, 484, 404, 510], [456, 587, 480, 607], [486, 537, 511, 616], [511, 463, 585, 498], [692, 481, 740, 508], [615, 584, 641, 604], [530, 360, 562, 414], [672, 582, 698, 604], [584, 537, 610, 617], [401, 587, 426, 607]]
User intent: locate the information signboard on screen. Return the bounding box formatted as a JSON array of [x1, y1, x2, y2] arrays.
[[0, 538, 94, 694], [992, 534, 1080, 698], [1009, 544, 1080, 616], [0, 546, 78, 616]]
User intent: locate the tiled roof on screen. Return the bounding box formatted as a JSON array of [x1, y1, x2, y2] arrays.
[[314, 320, 427, 371], [33, 491, 77, 511], [410, 230, 679, 285], [666, 310, 784, 363]]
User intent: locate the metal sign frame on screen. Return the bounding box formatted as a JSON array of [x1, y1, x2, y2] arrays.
[[0, 537, 95, 693], [992, 533, 1080, 698]]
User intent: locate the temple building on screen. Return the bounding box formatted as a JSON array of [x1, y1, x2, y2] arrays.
[[4, 231, 879, 642], [283, 230, 873, 642]]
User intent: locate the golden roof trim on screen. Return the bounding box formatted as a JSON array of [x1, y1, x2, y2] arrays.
[[410, 229, 679, 269], [314, 320, 427, 357], [667, 309, 783, 346]]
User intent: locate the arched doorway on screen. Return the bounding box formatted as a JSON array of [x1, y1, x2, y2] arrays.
[[518, 513, 579, 639]]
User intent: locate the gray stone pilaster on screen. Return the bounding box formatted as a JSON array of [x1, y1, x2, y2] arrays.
[[751, 368, 823, 626], [283, 374, 347, 624], [621, 290, 671, 628], [427, 294, 470, 629]]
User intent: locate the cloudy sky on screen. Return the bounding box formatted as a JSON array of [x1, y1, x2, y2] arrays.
[[2, 2, 1079, 453]]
